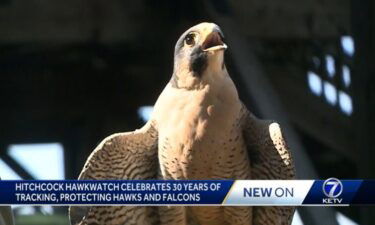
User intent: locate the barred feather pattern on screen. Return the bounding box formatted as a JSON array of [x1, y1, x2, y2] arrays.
[[69, 106, 296, 225], [69, 121, 159, 225], [241, 105, 296, 225]]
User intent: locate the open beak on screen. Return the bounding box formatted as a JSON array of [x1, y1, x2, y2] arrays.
[[202, 31, 227, 52]]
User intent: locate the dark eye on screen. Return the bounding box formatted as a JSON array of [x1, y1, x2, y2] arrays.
[[185, 33, 196, 46]]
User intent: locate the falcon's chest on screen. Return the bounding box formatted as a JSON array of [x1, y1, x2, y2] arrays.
[[152, 83, 248, 179]]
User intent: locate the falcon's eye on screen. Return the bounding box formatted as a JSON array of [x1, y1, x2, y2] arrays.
[[184, 33, 196, 46]]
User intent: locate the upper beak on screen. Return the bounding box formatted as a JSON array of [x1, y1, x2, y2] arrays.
[[202, 31, 227, 52]]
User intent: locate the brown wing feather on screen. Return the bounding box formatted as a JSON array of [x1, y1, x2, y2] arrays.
[[242, 107, 296, 225], [69, 121, 159, 225]]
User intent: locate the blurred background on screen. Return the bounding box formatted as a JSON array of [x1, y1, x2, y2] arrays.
[[0, 0, 374, 225]]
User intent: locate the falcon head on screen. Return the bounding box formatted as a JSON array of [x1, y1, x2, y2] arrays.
[[172, 22, 227, 88]]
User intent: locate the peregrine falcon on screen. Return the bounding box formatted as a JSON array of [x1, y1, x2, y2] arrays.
[[69, 22, 295, 225]]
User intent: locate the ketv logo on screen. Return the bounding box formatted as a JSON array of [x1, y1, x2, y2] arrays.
[[322, 178, 343, 204]]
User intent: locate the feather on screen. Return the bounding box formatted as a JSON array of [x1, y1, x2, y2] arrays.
[[69, 121, 159, 225], [242, 107, 296, 225]]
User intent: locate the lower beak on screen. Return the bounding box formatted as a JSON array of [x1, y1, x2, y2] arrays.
[[203, 44, 227, 52]]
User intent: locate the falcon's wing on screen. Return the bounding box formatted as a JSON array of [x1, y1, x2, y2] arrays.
[[242, 107, 296, 225], [69, 121, 159, 225]]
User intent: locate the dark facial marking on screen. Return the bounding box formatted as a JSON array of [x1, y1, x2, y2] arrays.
[[189, 46, 207, 77]]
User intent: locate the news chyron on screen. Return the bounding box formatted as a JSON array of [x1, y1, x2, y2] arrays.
[[0, 178, 373, 206]]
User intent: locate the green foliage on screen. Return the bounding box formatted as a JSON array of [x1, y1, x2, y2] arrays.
[[15, 214, 69, 225]]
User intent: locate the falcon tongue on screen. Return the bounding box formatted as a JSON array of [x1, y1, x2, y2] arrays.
[[202, 32, 227, 52]]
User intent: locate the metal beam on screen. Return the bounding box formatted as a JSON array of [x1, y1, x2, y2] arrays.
[[0, 147, 34, 180], [204, 1, 339, 225]]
